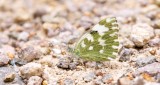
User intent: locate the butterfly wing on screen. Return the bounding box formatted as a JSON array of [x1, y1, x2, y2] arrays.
[[73, 17, 119, 61]]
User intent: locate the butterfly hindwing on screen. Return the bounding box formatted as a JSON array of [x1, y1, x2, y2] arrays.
[[73, 17, 119, 61]]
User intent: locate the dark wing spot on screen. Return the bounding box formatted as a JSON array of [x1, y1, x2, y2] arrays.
[[90, 31, 98, 34]]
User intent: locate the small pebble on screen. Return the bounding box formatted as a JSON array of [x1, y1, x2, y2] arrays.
[[18, 31, 29, 41], [130, 23, 154, 47], [0, 35, 9, 44], [19, 62, 43, 79], [52, 48, 61, 54], [119, 48, 133, 62], [39, 47, 51, 55], [148, 37, 160, 47], [68, 62, 77, 70], [93, 76, 103, 85], [155, 29, 160, 36], [85, 61, 97, 68], [14, 11, 32, 22], [149, 48, 156, 55], [132, 77, 145, 85], [136, 55, 156, 67], [42, 23, 60, 37], [57, 57, 78, 69], [145, 82, 160, 85], [3, 72, 15, 82], [63, 78, 74, 85], [39, 55, 53, 67], [118, 77, 133, 85], [122, 38, 135, 48], [152, 19, 160, 29], [79, 0, 95, 12], [33, 8, 47, 18], [119, 25, 132, 37], [57, 57, 71, 69], [83, 72, 96, 82], [154, 0, 160, 6], [102, 74, 113, 84], [135, 62, 160, 75], [42, 80, 48, 85], [27, 76, 43, 85], [0, 67, 24, 84], [0, 54, 10, 66], [0, 45, 15, 56], [17, 46, 42, 64], [155, 73, 160, 82]]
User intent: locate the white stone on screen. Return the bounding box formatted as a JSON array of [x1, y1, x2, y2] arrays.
[[122, 38, 135, 48], [0, 54, 9, 66], [130, 23, 154, 47], [27, 76, 42, 85], [20, 62, 43, 79], [52, 48, 61, 54], [18, 32, 29, 41]]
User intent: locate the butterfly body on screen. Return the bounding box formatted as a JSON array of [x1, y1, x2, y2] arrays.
[[72, 17, 119, 61]]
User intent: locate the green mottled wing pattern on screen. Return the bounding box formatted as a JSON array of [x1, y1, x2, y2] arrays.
[[73, 17, 119, 61]]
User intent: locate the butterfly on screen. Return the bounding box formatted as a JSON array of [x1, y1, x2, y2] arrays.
[[70, 17, 119, 61]]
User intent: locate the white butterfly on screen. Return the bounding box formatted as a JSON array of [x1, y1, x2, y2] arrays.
[[71, 17, 119, 61]]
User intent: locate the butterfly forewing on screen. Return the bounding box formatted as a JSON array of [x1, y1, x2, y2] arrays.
[[73, 17, 119, 61]]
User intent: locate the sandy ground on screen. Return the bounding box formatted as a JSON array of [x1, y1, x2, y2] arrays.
[[0, 0, 160, 85]]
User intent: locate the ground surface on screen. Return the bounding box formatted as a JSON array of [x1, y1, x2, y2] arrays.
[[0, 0, 160, 85]]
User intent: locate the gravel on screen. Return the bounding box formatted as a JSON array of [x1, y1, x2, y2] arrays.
[[0, 0, 160, 84]]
